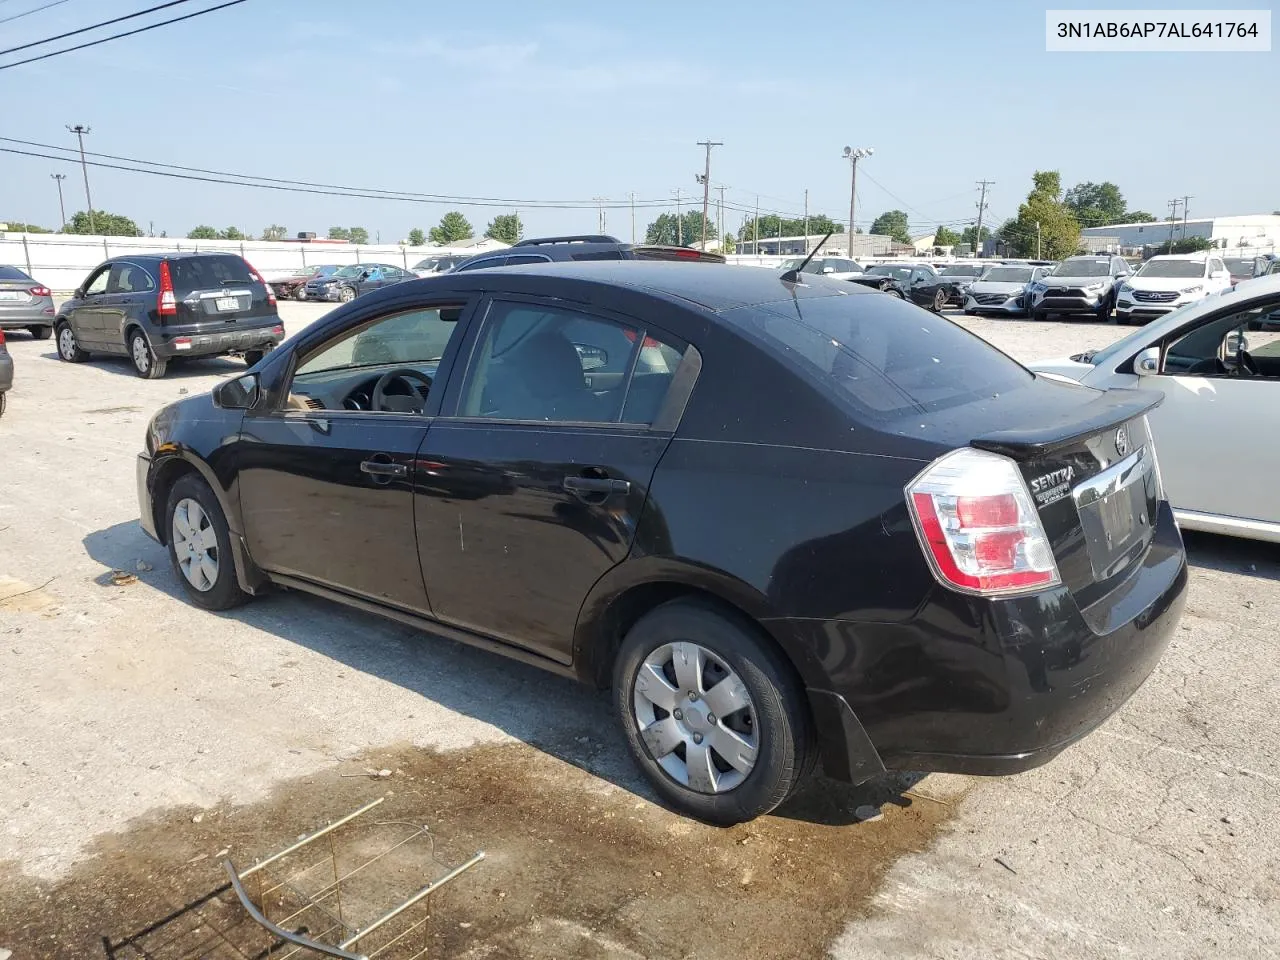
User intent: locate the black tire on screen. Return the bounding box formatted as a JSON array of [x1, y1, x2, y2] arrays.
[[28, 325, 52, 340], [165, 473, 250, 611], [0, 392, 6, 418], [244, 345, 273, 367], [1095, 295, 1113, 323], [294, 286, 308, 301], [1032, 308, 1049, 322], [931, 288, 947, 313], [128, 329, 167, 379], [55, 321, 87, 362], [613, 599, 814, 825], [338, 285, 356, 303]]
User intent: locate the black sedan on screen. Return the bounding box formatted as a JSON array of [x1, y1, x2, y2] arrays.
[[137, 261, 1187, 824], [863, 262, 965, 312]]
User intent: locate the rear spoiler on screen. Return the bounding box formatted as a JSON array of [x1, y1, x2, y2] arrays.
[[633, 245, 726, 264], [970, 386, 1162, 459]]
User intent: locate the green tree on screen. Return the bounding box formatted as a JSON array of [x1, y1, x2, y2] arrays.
[[645, 211, 718, 246], [1124, 210, 1156, 223], [735, 214, 840, 245], [1002, 171, 1080, 260], [869, 210, 911, 245], [186, 225, 218, 239], [719, 232, 736, 255], [1064, 181, 1127, 226], [220, 226, 246, 241], [260, 224, 287, 241], [1171, 236, 1213, 254], [327, 226, 351, 241], [407, 227, 425, 246], [349, 226, 369, 245], [485, 213, 523, 244], [429, 211, 474, 245], [1, 220, 51, 233], [66, 210, 140, 237], [934, 225, 961, 246], [960, 224, 993, 248]]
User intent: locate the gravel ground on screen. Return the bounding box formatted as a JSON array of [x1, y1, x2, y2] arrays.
[[0, 303, 1276, 958]]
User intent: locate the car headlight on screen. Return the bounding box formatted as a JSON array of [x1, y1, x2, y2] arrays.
[[1180, 284, 1203, 294], [1084, 282, 1106, 292], [1119, 283, 1133, 293]]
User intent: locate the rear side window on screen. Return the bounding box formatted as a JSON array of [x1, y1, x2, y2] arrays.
[[571, 251, 625, 261], [503, 254, 552, 265], [167, 256, 253, 294], [738, 293, 1032, 421], [0, 266, 31, 281]]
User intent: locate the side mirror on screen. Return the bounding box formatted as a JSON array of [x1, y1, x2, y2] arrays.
[[360, 270, 372, 280], [73, 287, 85, 299], [213, 373, 260, 409], [573, 343, 608, 371], [821, 266, 836, 274], [1134, 346, 1160, 376]]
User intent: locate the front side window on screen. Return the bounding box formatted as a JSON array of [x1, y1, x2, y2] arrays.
[[83, 266, 110, 296], [108, 263, 155, 293], [296, 305, 463, 377], [1163, 297, 1280, 378], [458, 301, 684, 425]]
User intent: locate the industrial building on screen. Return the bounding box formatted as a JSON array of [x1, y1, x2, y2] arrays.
[[1080, 214, 1280, 255]]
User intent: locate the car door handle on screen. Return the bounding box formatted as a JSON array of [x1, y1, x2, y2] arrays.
[[563, 475, 630, 497], [360, 459, 408, 478]]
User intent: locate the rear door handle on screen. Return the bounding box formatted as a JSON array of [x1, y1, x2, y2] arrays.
[[360, 459, 408, 478], [563, 475, 630, 497]]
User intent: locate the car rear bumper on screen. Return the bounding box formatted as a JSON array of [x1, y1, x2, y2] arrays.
[[0, 351, 13, 392], [0, 302, 56, 326], [795, 501, 1187, 782], [137, 453, 159, 542], [151, 319, 284, 359]]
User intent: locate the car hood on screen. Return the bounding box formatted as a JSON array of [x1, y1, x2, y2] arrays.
[[968, 280, 1027, 294], [1040, 274, 1114, 286], [1126, 276, 1205, 291], [1024, 355, 1098, 384]]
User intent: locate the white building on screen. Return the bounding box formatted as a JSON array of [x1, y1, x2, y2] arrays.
[[1080, 215, 1280, 255]]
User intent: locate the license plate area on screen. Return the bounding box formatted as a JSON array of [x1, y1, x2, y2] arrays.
[[1074, 447, 1156, 581], [0, 291, 24, 301], [215, 296, 239, 312]]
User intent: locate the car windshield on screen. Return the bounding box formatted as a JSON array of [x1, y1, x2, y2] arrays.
[[736, 292, 1031, 422], [331, 265, 364, 278], [0, 266, 32, 281], [1051, 259, 1111, 277], [1136, 260, 1206, 279], [1224, 258, 1254, 275], [981, 267, 1034, 282], [941, 265, 983, 277]]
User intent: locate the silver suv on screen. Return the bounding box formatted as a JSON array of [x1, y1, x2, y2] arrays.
[[1029, 255, 1133, 321]]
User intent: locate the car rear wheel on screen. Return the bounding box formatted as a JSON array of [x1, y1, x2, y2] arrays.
[[0, 392, 6, 418], [931, 288, 947, 312], [56, 322, 87, 362], [129, 329, 166, 379], [166, 473, 250, 611], [613, 599, 814, 825], [338, 286, 356, 303], [244, 345, 273, 367], [28, 325, 52, 340], [294, 286, 308, 301]]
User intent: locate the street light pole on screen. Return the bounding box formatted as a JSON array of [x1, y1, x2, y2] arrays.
[[696, 139, 722, 248], [66, 124, 95, 234], [842, 146, 873, 258], [50, 173, 67, 231]]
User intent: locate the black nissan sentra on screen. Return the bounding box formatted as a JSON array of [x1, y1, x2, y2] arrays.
[[136, 261, 1188, 824]]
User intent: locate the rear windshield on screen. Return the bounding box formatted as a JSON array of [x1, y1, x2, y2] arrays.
[[1136, 260, 1205, 279], [1224, 258, 1254, 275], [737, 292, 1031, 421], [0, 266, 32, 281], [167, 256, 253, 293]]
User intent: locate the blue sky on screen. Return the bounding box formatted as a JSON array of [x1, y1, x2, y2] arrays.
[[0, 0, 1275, 242]]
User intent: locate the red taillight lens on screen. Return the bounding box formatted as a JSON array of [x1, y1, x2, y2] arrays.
[[0, 329, 6, 346], [244, 260, 276, 305], [907, 448, 1060, 597], [28, 285, 51, 298], [157, 260, 177, 317]]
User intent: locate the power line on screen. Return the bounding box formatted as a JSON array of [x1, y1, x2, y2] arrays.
[[0, 0, 194, 56], [0, 0, 246, 71], [0, 0, 74, 28]]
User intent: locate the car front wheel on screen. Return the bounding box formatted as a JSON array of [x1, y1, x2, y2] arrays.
[[931, 288, 947, 312], [56, 322, 87, 362], [165, 473, 250, 610], [613, 599, 814, 825], [338, 286, 356, 303]]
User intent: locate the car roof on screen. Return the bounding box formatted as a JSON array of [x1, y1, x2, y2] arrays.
[[437, 259, 862, 313]]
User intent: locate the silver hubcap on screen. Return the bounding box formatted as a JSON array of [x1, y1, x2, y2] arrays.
[[59, 327, 75, 358], [132, 337, 150, 372], [340, 287, 354, 302], [632, 641, 758, 794], [171, 498, 219, 591]]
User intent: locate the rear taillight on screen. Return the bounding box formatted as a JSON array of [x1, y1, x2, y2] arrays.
[[0, 329, 6, 346], [244, 260, 276, 306], [158, 261, 177, 317], [28, 285, 50, 298], [906, 447, 1060, 597]]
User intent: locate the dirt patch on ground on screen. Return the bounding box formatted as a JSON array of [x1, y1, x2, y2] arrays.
[[0, 576, 57, 613], [0, 743, 957, 959]]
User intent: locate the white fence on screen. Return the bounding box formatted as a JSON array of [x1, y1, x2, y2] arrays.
[[0, 233, 484, 291]]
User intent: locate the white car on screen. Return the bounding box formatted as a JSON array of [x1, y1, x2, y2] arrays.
[[778, 256, 864, 280], [1029, 274, 1280, 542], [964, 264, 1052, 317], [1115, 254, 1233, 326]]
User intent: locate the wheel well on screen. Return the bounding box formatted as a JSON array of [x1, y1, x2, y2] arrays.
[[149, 458, 199, 545], [583, 581, 803, 694], [125, 323, 147, 344]]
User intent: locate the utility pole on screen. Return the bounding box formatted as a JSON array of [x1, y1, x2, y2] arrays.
[[1035, 220, 1042, 260], [696, 139, 722, 248], [673, 189, 683, 245], [593, 197, 607, 234], [1182, 195, 1193, 239], [50, 173, 67, 231], [842, 147, 873, 258], [803, 188, 810, 253], [1166, 198, 1183, 252], [66, 124, 94, 233], [754, 195, 760, 253], [629, 191, 636, 243], [716, 184, 727, 252], [974, 179, 994, 257]]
